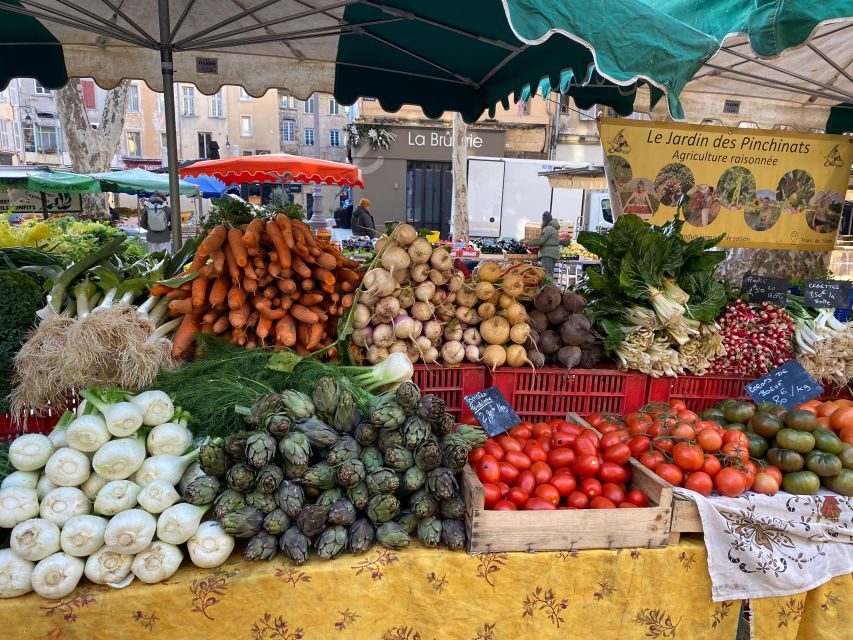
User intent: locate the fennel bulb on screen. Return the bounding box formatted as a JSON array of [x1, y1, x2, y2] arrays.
[[36, 475, 58, 500], [92, 434, 146, 480], [0, 548, 34, 598], [10, 518, 61, 561], [136, 480, 180, 514], [146, 422, 192, 456], [103, 509, 156, 554], [131, 541, 183, 584], [84, 546, 133, 585], [187, 521, 235, 569], [39, 487, 92, 528], [47, 425, 68, 449], [156, 503, 209, 545], [80, 389, 145, 438], [178, 461, 205, 494], [0, 486, 39, 528], [81, 473, 109, 502], [44, 447, 91, 487], [1, 471, 39, 491], [60, 515, 108, 557], [94, 480, 140, 516], [8, 434, 54, 472], [134, 450, 199, 487], [128, 390, 175, 426], [31, 552, 84, 599], [65, 415, 111, 453]]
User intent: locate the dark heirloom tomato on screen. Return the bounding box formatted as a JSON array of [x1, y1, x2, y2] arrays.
[[781, 470, 821, 495], [766, 448, 804, 472], [748, 413, 783, 439], [812, 427, 844, 455], [746, 433, 769, 459], [804, 450, 842, 477], [824, 468, 853, 496], [776, 428, 815, 454], [841, 446, 853, 470], [785, 408, 817, 432]]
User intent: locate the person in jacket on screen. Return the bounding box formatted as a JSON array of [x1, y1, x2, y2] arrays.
[[529, 211, 560, 276], [352, 198, 377, 238], [140, 192, 172, 253]]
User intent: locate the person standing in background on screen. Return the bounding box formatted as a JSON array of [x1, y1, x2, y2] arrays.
[[352, 197, 378, 238], [140, 192, 172, 253], [528, 211, 560, 277]]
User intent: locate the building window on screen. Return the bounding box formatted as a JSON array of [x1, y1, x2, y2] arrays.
[[182, 86, 195, 116], [281, 119, 295, 143], [23, 120, 35, 152], [34, 81, 51, 95], [304, 128, 314, 145], [13, 121, 21, 151], [242, 150, 253, 156], [738, 121, 759, 128], [280, 95, 294, 109], [126, 131, 142, 157], [0, 119, 10, 149], [303, 96, 314, 114], [128, 84, 140, 112], [773, 124, 794, 131], [329, 129, 341, 147], [723, 100, 741, 114], [579, 106, 597, 121], [626, 112, 651, 121], [328, 98, 340, 115], [160, 132, 167, 149], [198, 131, 213, 158], [240, 115, 253, 137], [406, 160, 452, 237], [809, 128, 825, 134], [701, 118, 723, 126], [239, 87, 252, 101], [210, 91, 224, 118], [157, 93, 165, 114], [38, 125, 58, 153]]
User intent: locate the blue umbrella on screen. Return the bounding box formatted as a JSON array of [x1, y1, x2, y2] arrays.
[[183, 174, 228, 199]]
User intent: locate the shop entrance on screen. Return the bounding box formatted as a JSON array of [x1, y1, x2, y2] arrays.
[[406, 160, 451, 238]]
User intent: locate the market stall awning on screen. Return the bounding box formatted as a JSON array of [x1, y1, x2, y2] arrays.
[[539, 166, 607, 190], [181, 154, 364, 188], [88, 168, 199, 195], [0, 169, 101, 193], [183, 174, 228, 199]]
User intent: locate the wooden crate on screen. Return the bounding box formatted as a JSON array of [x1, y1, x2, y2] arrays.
[[669, 496, 703, 544]]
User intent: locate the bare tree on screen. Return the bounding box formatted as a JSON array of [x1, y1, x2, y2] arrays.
[[55, 79, 129, 218], [715, 248, 830, 285], [451, 112, 469, 243]]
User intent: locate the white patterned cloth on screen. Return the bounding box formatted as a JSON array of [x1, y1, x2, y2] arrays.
[[674, 487, 853, 601]]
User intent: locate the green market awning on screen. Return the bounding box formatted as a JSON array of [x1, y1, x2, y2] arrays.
[[88, 169, 199, 196], [0, 169, 100, 193]]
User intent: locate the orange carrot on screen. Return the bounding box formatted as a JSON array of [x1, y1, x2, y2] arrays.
[[169, 297, 195, 316], [291, 255, 312, 279], [265, 219, 292, 269], [187, 252, 206, 273], [301, 279, 316, 291], [275, 314, 297, 346], [232, 327, 248, 346], [242, 218, 265, 247], [243, 276, 258, 293], [209, 277, 229, 307], [202, 308, 219, 325], [200, 225, 227, 256], [244, 265, 258, 281], [315, 252, 337, 271], [228, 287, 246, 310], [227, 228, 249, 267], [171, 313, 201, 358], [305, 322, 324, 350], [223, 243, 242, 282], [150, 284, 170, 297], [298, 292, 324, 307], [268, 262, 281, 278], [166, 287, 191, 300], [212, 314, 230, 334], [263, 285, 277, 300], [293, 241, 315, 263], [341, 293, 354, 309], [336, 268, 361, 283], [312, 267, 335, 286], [277, 278, 297, 295], [209, 248, 225, 274], [255, 315, 271, 340], [275, 215, 295, 249], [280, 297, 294, 311], [297, 323, 311, 348], [292, 220, 317, 247], [290, 304, 319, 324], [255, 298, 287, 320], [229, 302, 251, 328]]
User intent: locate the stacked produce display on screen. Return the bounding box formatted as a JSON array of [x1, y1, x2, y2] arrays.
[[527, 285, 601, 369], [707, 300, 794, 375]]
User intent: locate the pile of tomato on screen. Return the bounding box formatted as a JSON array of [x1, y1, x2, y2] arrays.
[[468, 418, 651, 511]]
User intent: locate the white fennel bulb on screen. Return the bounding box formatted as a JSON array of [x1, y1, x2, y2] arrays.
[[48, 426, 68, 449], [131, 541, 183, 584], [103, 509, 156, 554], [136, 480, 180, 514], [1, 470, 39, 490], [127, 390, 175, 426], [146, 422, 192, 456], [84, 546, 133, 585], [75, 399, 88, 416], [92, 434, 146, 480], [134, 450, 198, 487], [39, 487, 91, 528], [36, 475, 58, 500], [179, 461, 205, 494], [31, 552, 84, 599], [94, 480, 140, 516], [44, 447, 91, 487], [10, 518, 61, 561], [9, 434, 54, 471], [187, 521, 235, 569], [60, 515, 108, 557], [65, 415, 111, 453], [81, 473, 109, 502], [0, 548, 34, 598], [156, 503, 209, 545], [80, 391, 144, 437], [0, 486, 39, 528]]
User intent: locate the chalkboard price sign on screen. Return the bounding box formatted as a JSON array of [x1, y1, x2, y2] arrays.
[[745, 360, 824, 410], [463, 387, 521, 437], [804, 279, 852, 310], [742, 274, 789, 305]]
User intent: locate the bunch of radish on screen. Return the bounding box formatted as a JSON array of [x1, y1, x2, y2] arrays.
[[708, 300, 794, 376]]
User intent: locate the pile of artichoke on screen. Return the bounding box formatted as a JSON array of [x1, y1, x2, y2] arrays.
[[195, 379, 486, 564]]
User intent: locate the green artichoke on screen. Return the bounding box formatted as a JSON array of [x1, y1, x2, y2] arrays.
[[245, 432, 277, 469], [354, 421, 378, 446], [280, 390, 316, 420], [376, 522, 410, 550], [371, 402, 406, 430], [294, 418, 339, 447], [199, 441, 230, 477], [410, 488, 439, 518], [417, 516, 443, 548], [312, 376, 339, 419], [361, 446, 385, 472], [366, 468, 400, 495], [336, 458, 366, 488], [403, 466, 427, 492], [427, 467, 458, 500], [395, 381, 421, 413], [333, 391, 361, 434], [264, 412, 293, 438], [326, 436, 362, 466], [245, 490, 278, 514], [317, 487, 345, 509], [441, 519, 466, 551], [384, 445, 415, 472], [327, 499, 357, 526], [245, 531, 278, 560], [250, 393, 282, 426], [455, 424, 488, 448], [402, 416, 432, 449], [226, 462, 256, 493], [440, 495, 465, 520], [441, 442, 469, 474], [347, 482, 370, 510], [263, 508, 292, 535], [256, 464, 285, 494], [414, 439, 443, 472], [183, 475, 221, 505], [348, 518, 375, 555], [296, 504, 327, 537], [433, 413, 456, 437], [316, 524, 348, 560], [377, 428, 403, 453], [366, 493, 400, 524], [418, 395, 446, 422], [301, 462, 338, 490], [283, 461, 308, 479], [280, 526, 310, 565], [279, 432, 312, 468], [395, 510, 419, 535], [214, 489, 246, 520], [274, 480, 305, 518], [224, 431, 250, 461], [220, 505, 264, 538]]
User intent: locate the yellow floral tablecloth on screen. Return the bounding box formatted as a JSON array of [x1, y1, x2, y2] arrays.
[[2, 536, 849, 640]]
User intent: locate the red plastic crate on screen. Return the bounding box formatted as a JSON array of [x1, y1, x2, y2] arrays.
[[0, 413, 62, 443], [489, 366, 648, 421], [413, 363, 486, 420]]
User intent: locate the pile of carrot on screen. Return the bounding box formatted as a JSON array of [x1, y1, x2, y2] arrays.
[[155, 216, 362, 358]]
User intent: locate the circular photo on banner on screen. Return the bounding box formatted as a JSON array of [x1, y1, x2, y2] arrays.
[[606, 155, 632, 190], [621, 178, 659, 219], [680, 184, 721, 227], [777, 169, 816, 214], [716, 166, 756, 210], [806, 190, 844, 234], [654, 163, 695, 207], [744, 190, 781, 231]]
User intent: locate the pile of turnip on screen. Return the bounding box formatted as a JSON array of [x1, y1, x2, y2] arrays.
[[527, 285, 602, 369], [350, 224, 483, 366]]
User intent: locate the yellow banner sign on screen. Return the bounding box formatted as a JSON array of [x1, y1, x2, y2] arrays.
[[599, 118, 853, 251]]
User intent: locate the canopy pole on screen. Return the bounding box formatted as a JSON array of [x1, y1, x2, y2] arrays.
[[159, 0, 182, 250]]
